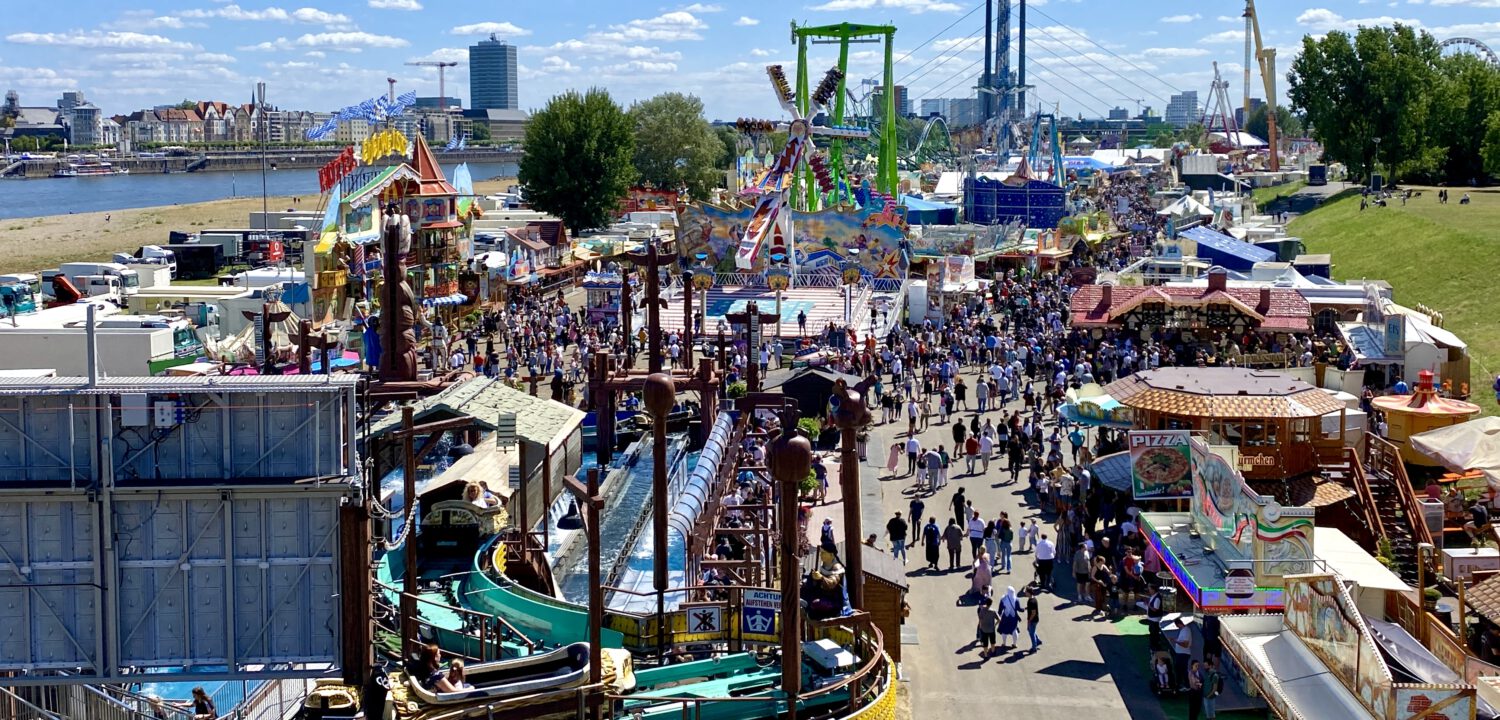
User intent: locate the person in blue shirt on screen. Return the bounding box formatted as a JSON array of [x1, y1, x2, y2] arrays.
[[1393, 377, 1410, 395]]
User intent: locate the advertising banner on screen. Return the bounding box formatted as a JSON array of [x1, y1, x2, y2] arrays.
[[1129, 430, 1193, 499]]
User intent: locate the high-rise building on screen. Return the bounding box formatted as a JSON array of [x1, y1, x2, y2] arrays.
[[64, 104, 101, 146], [469, 34, 518, 111], [872, 85, 909, 117], [920, 98, 948, 118], [1164, 91, 1199, 128], [57, 91, 86, 111], [415, 96, 463, 111], [1233, 98, 1265, 129], [947, 98, 980, 127], [1108, 107, 1129, 121]]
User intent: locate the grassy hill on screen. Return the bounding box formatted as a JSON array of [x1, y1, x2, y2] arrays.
[[1289, 186, 1500, 414]]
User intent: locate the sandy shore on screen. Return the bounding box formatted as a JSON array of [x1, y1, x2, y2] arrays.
[[0, 177, 518, 276]]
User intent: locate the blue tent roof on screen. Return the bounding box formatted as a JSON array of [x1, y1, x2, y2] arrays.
[[900, 194, 959, 225], [1181, 226, 1276, 270]]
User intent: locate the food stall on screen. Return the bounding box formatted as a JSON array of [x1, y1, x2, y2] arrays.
[[1137, 435, 1317, 614], [1372, 370, 1481, 466], [1106, 366, 1350, 481]]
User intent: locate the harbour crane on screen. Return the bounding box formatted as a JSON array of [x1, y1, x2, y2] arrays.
[[405, 61, 459, 111], [1243, 0, 1280, 170]]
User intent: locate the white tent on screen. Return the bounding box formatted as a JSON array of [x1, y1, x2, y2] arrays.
[[1157, 195, 1214, 221]]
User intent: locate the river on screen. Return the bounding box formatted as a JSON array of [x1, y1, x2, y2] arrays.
[[0, 161, 520, 220]]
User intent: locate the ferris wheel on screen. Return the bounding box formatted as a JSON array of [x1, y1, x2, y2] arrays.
[[1440, 37, 1499, 65]]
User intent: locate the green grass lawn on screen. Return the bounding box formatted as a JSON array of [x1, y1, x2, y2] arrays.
[[1250, 181, 1306, 213], [1289, 186, 1500, 415]]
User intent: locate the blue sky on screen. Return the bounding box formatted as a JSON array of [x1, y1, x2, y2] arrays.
[[1, 0, 1496, 121]]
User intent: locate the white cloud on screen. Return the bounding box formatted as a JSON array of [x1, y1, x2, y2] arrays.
[[305, 50, 325, 57], [681, 3, 724, 11], [1429, 0, 1500, 5], [291, 8, 353, 27], [1160, 14, 1201, 23], [1295, 8, 1421, 32], [449, 21, 532, 36], [527, 39, 684, 62], [1431, 21, 1500, 37], [105, 11, 193, 31], [369, 0, 423, 9], [1198, 29, 1248, 43], [735, 16, 760, 26], [5, 30, 199, 51], [749, 48, 772, 57], [0, 65, 79, 90], [596, 11, 708, 42], [1216, 15, 1241, 22], [408, 47, 467, 63], [195, 52, 237, 63], [540, 55, 579, 73], [239, 31, 410, 52], [599, 60, 679, 75], [1142, 47, 1210, 58], [177, 4, 352, 28], [810, 0, 961, 12]]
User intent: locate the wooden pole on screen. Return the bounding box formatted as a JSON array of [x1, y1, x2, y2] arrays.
[[400, 406, 418, 665], [771, 401, 812, 720], [339, 498, 372, 686], [586, 467, 603, 719], [683, 273, 695, 370]]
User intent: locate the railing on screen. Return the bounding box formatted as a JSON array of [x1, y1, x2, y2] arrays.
[[598, 608, 892, 720], [1366, 432, 1433, 549], [375, 577, 539, 662], [1340, 446, 1387, 545], [0, 687, 62, 720]]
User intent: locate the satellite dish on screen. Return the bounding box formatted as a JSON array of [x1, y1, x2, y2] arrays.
[[1263, 501, 1282, 522]]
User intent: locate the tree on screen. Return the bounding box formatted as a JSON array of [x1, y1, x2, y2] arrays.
[[175, 99, 197, 110], [1244, 105, 1303, 144], [627, 92, 724, 200], [714, 126, 739, 170], [1483, 111, 1500, 177], [470, 120, 491, 144], [517, 88, 634, 232], [1288, 25, 1440, 181], [1430, 53, 1500, 184]]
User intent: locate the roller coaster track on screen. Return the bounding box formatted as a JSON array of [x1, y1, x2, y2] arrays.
[[902, 116, 957, 169]]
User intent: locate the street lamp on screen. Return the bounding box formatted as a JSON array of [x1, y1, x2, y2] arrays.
[[1372, 136, 1382, 187]]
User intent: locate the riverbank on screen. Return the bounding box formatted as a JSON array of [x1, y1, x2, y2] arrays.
[[0, 177, 517, 276]]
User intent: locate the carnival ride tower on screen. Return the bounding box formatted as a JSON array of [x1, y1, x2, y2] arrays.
[[791, 22, 899, 206]]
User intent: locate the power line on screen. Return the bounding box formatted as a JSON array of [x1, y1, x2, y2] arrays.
[[893, 1, 985, 68], [896, 30, 983, 87], [918, 57, 985, 103], [898, 33, 985, 91], [1026, 22, 1171, 105], [1024, 57, 1114, 117], [1030, 40, 1152, 111], [1025, 4, 1184, 96]]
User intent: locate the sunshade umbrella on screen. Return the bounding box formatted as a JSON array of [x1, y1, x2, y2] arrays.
[[1157, 613, 1199, 632], [1410, 417, 1500, 485]]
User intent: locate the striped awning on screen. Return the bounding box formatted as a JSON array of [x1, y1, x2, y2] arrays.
[[421, 293, 468, 307]]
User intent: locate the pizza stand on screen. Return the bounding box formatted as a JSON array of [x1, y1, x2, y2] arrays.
[[1134, 432, 1320, 616], [1106, 367, 1352, 482]]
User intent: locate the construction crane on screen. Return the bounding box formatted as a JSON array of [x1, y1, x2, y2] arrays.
[[1244, 0, 1279, 170], [405, 61, 459, 111]]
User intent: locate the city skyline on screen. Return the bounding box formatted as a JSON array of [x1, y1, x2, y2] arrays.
[[1, 0, 1496, 122]]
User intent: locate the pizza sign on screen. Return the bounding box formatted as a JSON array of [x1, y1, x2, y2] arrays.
[[1129, 430, 1193, 500]]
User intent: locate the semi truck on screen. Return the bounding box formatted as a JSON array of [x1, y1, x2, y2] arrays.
[[58, 261, 140, 296]]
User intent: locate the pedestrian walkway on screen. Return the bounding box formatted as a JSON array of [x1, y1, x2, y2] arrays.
[[817, 364, 1166, 720]]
